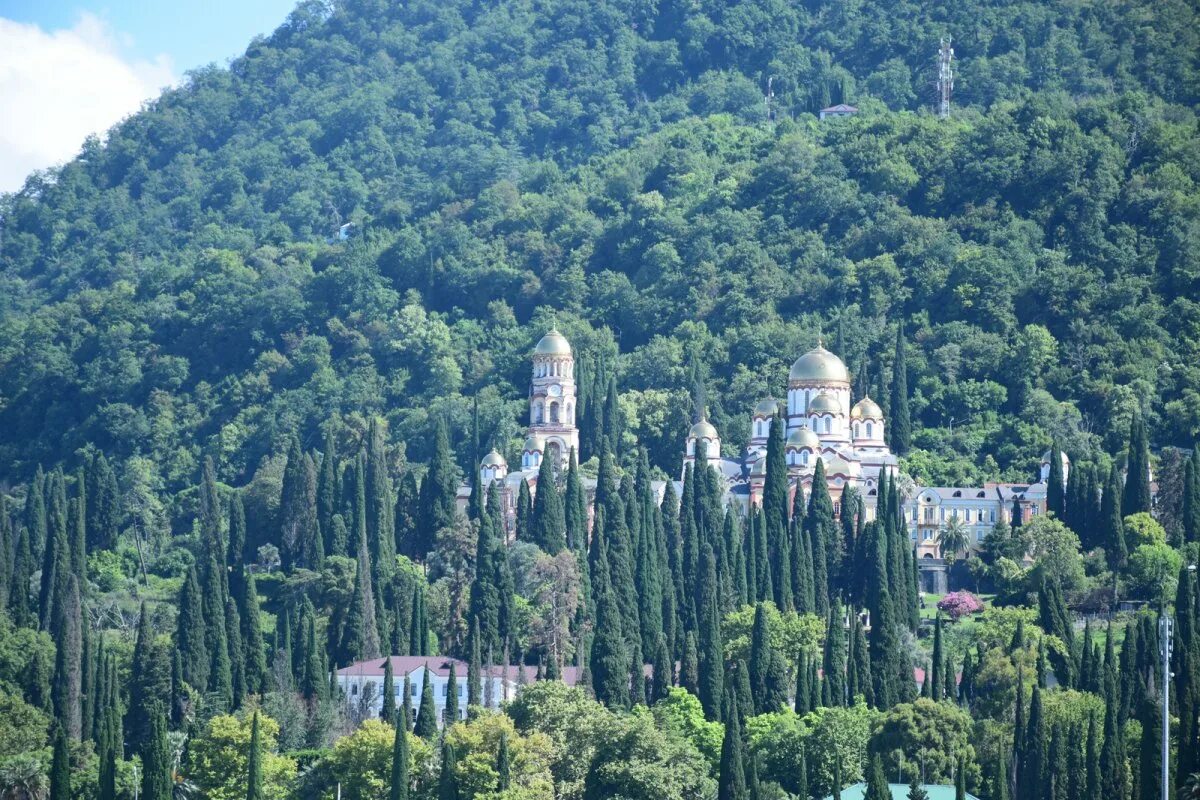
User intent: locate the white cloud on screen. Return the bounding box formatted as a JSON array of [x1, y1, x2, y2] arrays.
[[0, 13, 176, 193]]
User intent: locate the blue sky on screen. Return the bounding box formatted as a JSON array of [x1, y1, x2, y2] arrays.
[[0, 0, 298, 191]]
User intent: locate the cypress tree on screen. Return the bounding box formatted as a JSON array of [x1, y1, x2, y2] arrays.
[[469, 506, 502, 657], [822, 602, 846, 707], [636, 450, 665, 657], [225, 596, 246, 706], [7, 524, 34, 627], [564, 448, 588, 552], [497, 730, 511, 791], [1101, 463, 1127, 573], [907, 776, 929, 800], [1047, 441, 1066, 519], [651, 632, 673, 702], [280, 436, 313, 570], [49, 726, 70, 800], [955, 757, 967, 800], [381, 657, 397, 723], [467, 617, 482, 706], [590, 508, 630, 709], [444, 662, 460, 724], [1011, 493, 1023, 530], [1175, 564, 1199, 785], [410, 583, 429, 656], [1085, 712, 1101, 800], [52, 575, 82, 739], [794, 649, 812, 715], [68, 481, 86, 586], [246, 711, 264, 800], [401, 675, 413, 726], [680, 632, 699, 695], [866, 521, 908, 709], [718, 693, 747, 800], [847, 610, 873, 706], [806, 459, 833, 616], [238, 567, 268, 695], [1122, 413, 1152, 517], [530, 453, 566, 553], [415, 666, 438, 738], [317, 428, 339, 553], [228, 493, 247, 567], [864, 753, 890, 800], [930, 614, 944, 700], [1183, 449, 1200, 544], [394, 470, 420, 561], [697, 543, 724, 719], [1137, 691, 1161, 800], [438, 741, 459, 800], [891, 326, 912, 454], [39, 470, 69, 632], [366, 418, 396, 581], [202, 556, 233, 710], [603, 373, 622, 453], [514, 478, 532, 542], [1101, 683, 1129, 800], [27, 465, 48, 563], [87, 452, 120, 552], [390, 707, 411, 800], [346, 508, 382, 660], [748, 603, 773, 714], [198, 456, 222, 558], [417, 418, 458, 558], [126, 603, 169, 753], [763, 415, 792, 611], [141, 709, 171, 800], [1020, 687, 1046, 800]]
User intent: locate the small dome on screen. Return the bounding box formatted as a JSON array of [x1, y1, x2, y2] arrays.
[[750, 458, 768, 476], [1041, 449, 1070, 464], [481, 449, 507, 467], [523, 435, 545, 452], [808, 392, 842, 415], [850, 396, 883, 420], [534, 329, 572, 356], [786, 426, 820, 449], [753, 398, 781, 417], [690, 418, 719, 440], [789, 344, 850, 384]]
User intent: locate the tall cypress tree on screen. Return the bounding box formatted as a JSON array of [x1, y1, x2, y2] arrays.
[[202, 555, 233, 710], [1137, 690, 1162, 800], [718, 691, 747, 800], [317, 428, 339, 553], [822, 602, 846, 707], [49, 726, 70, 800], [1020, 687, 1046, 800], [366, 419, 395, 582], [87, 452, 119, 553], [280, 436, 315, 571], [530, 453, 566, 553], [890, 326, 912, 455], [52, 575, 83, 739], [1085, 712, 1101, 800], [1175, 564, 1199, 786], [344, 513, 382, 661], [238, 567, 268, 695], [414, 667, 438, 738], [39, 470, 70, 632], [697, 543, 725, 719], [126, 603, 169, 754], [864, 753, 891, 800], [930, 614, 944, 700], [1101, 678, 1129, 800], [438, 741, 459, 800], [590, 508, 630, 709], [1101, 464, 1127, 573], [469, 503, 501, 657], [515, 479, 532, 541], [467, 617, 482, 706], [141, 709, 172, 800], [748, 603, 772, 714], [444, 662, 460, 724], [1183, 448, 1200, 544], [763, 415, 792, 611], [394, 471, 420, 560], [246, 711, 264, 800], [391, 706, 411, 800], [1047, 441, 1066, 519], [806, 460, 834, 616], [1122, 413, 1152, 517], [680, 632, 699, 696], [847, 609, 873, 706], [225, 596, 246, 706], [381, 657, 397, 723], [417, 417, 458, 559]]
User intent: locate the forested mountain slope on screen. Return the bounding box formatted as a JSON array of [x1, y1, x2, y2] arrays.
[[1, 0, 1199, 488]]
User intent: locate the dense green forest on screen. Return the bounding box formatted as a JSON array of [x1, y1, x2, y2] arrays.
[[2, 0, 1200, 798]]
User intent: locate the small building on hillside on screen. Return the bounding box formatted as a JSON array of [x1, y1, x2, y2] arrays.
[[819, 103, 859, 120], [824, 783, 980, 800]]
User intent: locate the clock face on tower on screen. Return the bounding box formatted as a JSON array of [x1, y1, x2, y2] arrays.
[[547, 384, 562, 397]]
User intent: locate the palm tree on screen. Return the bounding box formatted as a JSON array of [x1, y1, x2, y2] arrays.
[[937, 517, 970, 563], [1181, 773, 1200, 800], [0, 753, 49, 800]]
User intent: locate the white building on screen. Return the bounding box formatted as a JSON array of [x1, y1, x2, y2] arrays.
[[336, 656, 518, 723]]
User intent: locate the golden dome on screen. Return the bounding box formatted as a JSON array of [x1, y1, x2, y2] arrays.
[[523, 435, 545, 452], [753, 398, 781, 417], [850, 396, 882, 419], [689, 418, 719, 440], [534, 329, 572, 356], [808, 392, 842, 415], [786, 426, 820, 449], [824, 454, 855, 475], [481, 449, 507, 467], [789, 344, 850, 384]]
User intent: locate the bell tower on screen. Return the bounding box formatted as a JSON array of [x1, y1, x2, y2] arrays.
[[528, 329, 579, 469]]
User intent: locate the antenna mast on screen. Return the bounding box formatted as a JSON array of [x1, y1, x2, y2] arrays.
[[937, 37, 954, 118]]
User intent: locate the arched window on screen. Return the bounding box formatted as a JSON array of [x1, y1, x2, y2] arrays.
[[566, 402, 574, 424], [801, 451, 809, 465], [549, 401, 560, 423], [533, 402, 543, 424], [866, 422, 874, 439]]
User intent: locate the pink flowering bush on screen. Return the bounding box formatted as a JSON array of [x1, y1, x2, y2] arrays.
[[937, 591, 984, 621]]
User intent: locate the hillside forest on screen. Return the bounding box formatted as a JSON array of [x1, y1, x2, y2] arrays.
[[1, 0, 1200, 799]]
